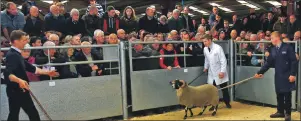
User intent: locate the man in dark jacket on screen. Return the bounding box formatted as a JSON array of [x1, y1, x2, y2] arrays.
[[168, 9, 184, 32], [138, 7, 159, 34], [273, 14, 288, 34], [74, 41, 104, 77], [65, 8, 86, 36], [262, 12, 276, 32], [24, 6, 44, 37], [35, 41, 77, 80], [255, 32, 298, 121], [44, 5, 65, 33], [82, 5, 102, 37], [231, 14, 242, 34], [287, 15, 301, 40], [102, 6, 120, 34], [182, 6, 195, 33]]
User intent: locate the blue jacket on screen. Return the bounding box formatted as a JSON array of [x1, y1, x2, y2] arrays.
[[1, 10, 25, 33], [44, 13, 65, 33], [257, 43, 298, 93]]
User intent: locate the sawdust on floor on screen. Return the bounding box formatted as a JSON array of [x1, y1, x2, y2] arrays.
[[130, 102, 300, 120]]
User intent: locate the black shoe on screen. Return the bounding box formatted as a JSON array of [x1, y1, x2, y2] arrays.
[[284, 114, 291, 121], [226, 103, 231, 109], [270, 112, 285, 118]]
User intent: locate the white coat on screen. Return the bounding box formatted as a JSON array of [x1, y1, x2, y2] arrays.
[[204, 42, 229, 85]]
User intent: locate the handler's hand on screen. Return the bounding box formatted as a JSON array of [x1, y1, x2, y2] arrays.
[[167, 66, 172, 71], [203, 69, 208, 73], [48, 70, 59, 77], [289, 76, 296, 82], [19, 80, 29, 92], [254, 74, 263, 78], [218, 72, 224, 79]]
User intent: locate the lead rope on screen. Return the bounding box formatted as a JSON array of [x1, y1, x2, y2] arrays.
[[29, 90, 52, 121], [218, 76, 255, 91]]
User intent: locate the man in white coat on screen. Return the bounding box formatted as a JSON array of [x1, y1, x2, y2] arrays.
[[203, 34, 231, 108]]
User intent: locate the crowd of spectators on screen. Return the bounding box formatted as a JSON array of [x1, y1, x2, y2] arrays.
[[1, 0, 301, 82]]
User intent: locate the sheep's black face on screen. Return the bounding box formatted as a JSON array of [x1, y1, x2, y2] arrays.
[[170, 79, 183, 89]]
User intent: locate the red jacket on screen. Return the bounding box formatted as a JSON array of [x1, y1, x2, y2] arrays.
[[159, 49, 179, 69]]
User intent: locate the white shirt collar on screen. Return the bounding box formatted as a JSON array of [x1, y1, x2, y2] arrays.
[[11, 46, 22, 53]]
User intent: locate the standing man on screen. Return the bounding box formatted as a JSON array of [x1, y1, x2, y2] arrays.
[[203, 34, 231, 109], [254, 32, 298, 121], [5, 30, 58, 121]]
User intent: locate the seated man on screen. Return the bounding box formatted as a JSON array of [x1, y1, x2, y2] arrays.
[[35, 41, 77, 80], [74, 41, 104, 77]]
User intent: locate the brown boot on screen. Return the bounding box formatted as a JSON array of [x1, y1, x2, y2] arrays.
[[270, 112, 285, 118]]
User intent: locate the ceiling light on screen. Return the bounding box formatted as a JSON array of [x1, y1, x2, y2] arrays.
[[245, 4, 259, 9], [189, 6, 198, 10], [17, 5, 22, 9], [219, 7, 234, 12], [209, 3, 221, 7], [266, 1, 282, 6], [188, 13, 195, 17], [42, 0, 68, 4], [237, 0, 248, 4]]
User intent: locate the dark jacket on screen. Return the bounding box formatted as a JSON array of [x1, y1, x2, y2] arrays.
[[273, 20, 288, 34], [138, 15, 159, 34], [44, 13, 66, 33], [74, 50, 104, 77], [158, 23, 169, 33], [231, 20, 242, 34], [257, 43, 298, 93], [24, 16, 44, 37], [82, 14, 102, 36], [186, 43, 205, 67], [181, 14, 195, 32], [4, 48, 35, 91], [287, 20, 301, 40], [35, 51, 76, 80], [102, 12, 120, 34], [120, 16, 138, 34], [167, 17, 184, 32], [214, 19, 224, 32], [262, 18, 276, 32], [65, 17, 87, 36]]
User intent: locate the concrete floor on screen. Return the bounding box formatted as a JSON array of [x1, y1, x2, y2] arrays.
[[131, 102, 301, 120]]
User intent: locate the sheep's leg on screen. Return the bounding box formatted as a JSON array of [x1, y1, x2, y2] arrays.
[[198, 106, 207, 116], [211, 105, 218, 116], [183, 107, 188, 119], [209, 106, 215, 111], [188, 108, 193, 117]]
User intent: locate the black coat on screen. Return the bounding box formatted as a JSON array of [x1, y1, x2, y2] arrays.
[[157, 23, 169, 33], [181, 14, 195, 32], [65, 17, 87, 36], [82, 14, 102, 36], [74, 50, 104, 77], [35, 51, 76, 81], [262, 19, 276, 32], [231, 20, 242, 34], [23, 16, 44, 37], [287, 20, 301, 40], [44, 13, 66, 33], [257, 43, 298, 93], [120, 16, 138, 34], [138, 15, 159, 34]]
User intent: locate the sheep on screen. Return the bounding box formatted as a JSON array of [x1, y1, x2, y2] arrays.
[[170, 79, 219, 119]]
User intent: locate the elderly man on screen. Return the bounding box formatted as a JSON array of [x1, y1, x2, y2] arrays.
[[288, 15, 301, 40], [254, 32, 298, 121], [138, 7, 159, 34], [1, 2, 25, 41], [117, 29, 126, 41], [82, 5, 102, 37], [48, 34, 60, 46], [203, 34, 231, 109], [168, 9, 184, 32], [24, 6, 44, 37], [74, 41, 104, 77], [44, 5, 65, 33], [66, 8, 86, 36], [294, 31, 300, 41]]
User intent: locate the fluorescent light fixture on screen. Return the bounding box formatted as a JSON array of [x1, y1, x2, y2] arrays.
[[237, 0, 248, 4], [195, 10, 208, 14], [141, 13, 146, 16], [266, 1, 282, 6], [245, 4, 259, 9], [189, 6, 198, 10], [188, 13, 195, 16], [209, 3, 233, 12], [42, 0, 68, 4], [209, 3, 221, 7]]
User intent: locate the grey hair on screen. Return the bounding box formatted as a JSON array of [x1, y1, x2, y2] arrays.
[[43, 41, 55, 52], [250, 34, 258, 39], [198, 26, 205, 32], [49, 34, 59, 41], [173, 9, 180, 14], [70, 8, 79, 16], [94, 29, 104, 37]]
